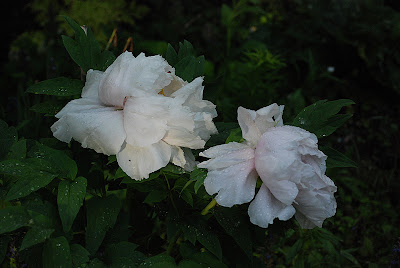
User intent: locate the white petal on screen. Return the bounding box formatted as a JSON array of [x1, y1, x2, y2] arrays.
[[237, 104, 284, 146], [198, 142, 254, 170], [99, 52, 174, 107], [248, 184, 296, 228], [294, 175, 337, 228], [199, 142, 251, 159], [170, 147, 197, 172], [123, 97, 167, 147], [51, 98, 125, 155], [81, 70, 104, 99], [203, 160, 258, 207], [116, 141, 171, 180], [163, 74, 186, 96], [237, 107, 261, 146]]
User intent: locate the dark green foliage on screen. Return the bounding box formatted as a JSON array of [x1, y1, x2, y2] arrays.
[[26, 77, 84, 97], [165, 41, 205, 82], [1, 2, 399, 267], [62, 16, 116, 72]]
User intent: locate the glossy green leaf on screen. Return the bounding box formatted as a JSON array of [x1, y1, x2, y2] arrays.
[[28, 143, 77, 179], [58, 177, 87, 232], [20, 227, 54, 251], [291, 99, 355, 138], [42, 236, 72, 268], [214, 207, 252, 258], [85, 195, 121, 254], [26, 77, 84, 96], [70, 244, 90, 268], [225, 128, 243, 143], [178, 260, 202, 268], [321, 146, 357, 168], [30, 101, 65, 116], [190, 168, 207, 194], [0, 160, 58, 201], [165, 44, 179, 66], [143, 190, 168, 204], [0, 206, 31, 235], [62, 16, 115, 72]]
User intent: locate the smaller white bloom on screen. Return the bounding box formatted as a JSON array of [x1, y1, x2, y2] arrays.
[[52, 52, 217, 180], [327, 66, 335, 73], [198, 104, 337, 229]]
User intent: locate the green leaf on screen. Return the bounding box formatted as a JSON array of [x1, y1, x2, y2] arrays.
[[28, 143, 77, 179], [187, 252, 228, 268], [291, 99, 355, 138], [182, 222, 222, 260], [214, 207, 253, 259], [225, 128, 243, 143], [87, 258, 107, 268], [320, 146, 357, 168], [0, 206, 30, 235], [190, 168, 207, 194], [0, 160, 58, 201], [165, 44, 179, 66], [58, 177, 87, 232], [30, 101, 65, 116], [340, 249, 361, 267], [26, 77, 84, 96], [6, 139, 26, 160], [20, 227, 54, 251], [139, 254, 176, 268], [0, 120, 17, 159], [62, 16, 115, 72], [178, 40, 195, 59], [178, 260, 203, 268], [42, 236, 72, 268], [143, 190, 168, 204], [70, 244, 90, 267], [104, 242, 144, 267], [85, 195, 121, 254]]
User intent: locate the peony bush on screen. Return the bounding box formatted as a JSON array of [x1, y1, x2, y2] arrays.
[[0, 16, 357, 267]]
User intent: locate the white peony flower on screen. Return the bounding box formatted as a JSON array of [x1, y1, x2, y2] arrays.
[[51, 51, 217, 180], [198, 104, 336, 229]]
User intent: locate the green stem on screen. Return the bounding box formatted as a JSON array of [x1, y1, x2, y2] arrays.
[[166, 230, 182, 256], [164, 175, 179, 216], [201, 199, 217, 215]]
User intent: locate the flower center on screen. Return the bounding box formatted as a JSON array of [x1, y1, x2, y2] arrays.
[[158, 89, 166, 96]]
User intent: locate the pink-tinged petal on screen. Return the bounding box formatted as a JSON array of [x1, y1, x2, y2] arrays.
[[237, 104, 284, 146], [163, 127, 205, 149], [116, 141, 171, 180], [51, 98, 125, 155], [198, 143, 255, 170], [199, 142, 251, 159], [294, 175, 337, 228], [99, 52, 174, 107], [237, 107, 260, 146], [203, 160, 258, 207], [81, 70, 103, 99], [248, 184, 296, 228]]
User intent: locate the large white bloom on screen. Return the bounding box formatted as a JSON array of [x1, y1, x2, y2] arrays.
[[198, 104, 336, 229], [51, 52, 217, 180]]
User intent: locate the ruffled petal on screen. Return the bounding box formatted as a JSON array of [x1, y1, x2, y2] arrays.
[[237, 104, 284, 146], [248, 184, 296, 228], [99, 52, 174, 107], [203, 161, 258, 207], [123, 97, 168, 147], [294, 175, 337, 228], [116, 141, 172, 180], [199, 142, 257, 207], [81, 69, 104, 99], [51, 98, 125, 155], [170, 147, 196, 171], [198, 142, 255, 169]]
